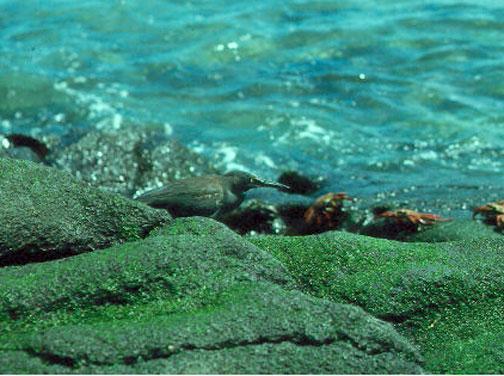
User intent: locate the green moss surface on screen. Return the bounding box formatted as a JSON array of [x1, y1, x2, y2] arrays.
[[404, 219, 502, 242], [249, 231, 504, 373], [0, 158, 171, 265], [0, 218, 422, 374], [361, 218, 501, 242]]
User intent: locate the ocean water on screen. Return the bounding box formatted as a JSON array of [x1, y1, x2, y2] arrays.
[[1, 0, 503, 217]]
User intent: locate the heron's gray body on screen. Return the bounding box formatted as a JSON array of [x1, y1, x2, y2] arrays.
[[136, 172, 287, 217]]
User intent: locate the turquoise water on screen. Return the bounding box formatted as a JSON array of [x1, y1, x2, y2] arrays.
[[1, 1, 503, 216]]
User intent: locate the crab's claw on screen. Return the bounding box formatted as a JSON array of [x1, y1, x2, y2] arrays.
[[472, 206, 485, 219], [376, 210, 395, 219]]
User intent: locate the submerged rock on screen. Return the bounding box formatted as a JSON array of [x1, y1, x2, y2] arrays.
[[0, 134, 50, 163], [0, 157, 171, 266], [51, 128, 218, 197], [0, 217, 422, 374]]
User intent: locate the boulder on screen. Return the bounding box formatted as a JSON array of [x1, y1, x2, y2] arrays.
[[249, 231, 504, 373], [51, 129, 218, 196], [402, 219, 502, 242], [0, 284, 422, 374], [0, 157, 171, 265], [361, 218, 501, 242], [0, 218, 423, 374]]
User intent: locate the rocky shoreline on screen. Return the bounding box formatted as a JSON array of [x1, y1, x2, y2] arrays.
[[0, 131, 502, 374]]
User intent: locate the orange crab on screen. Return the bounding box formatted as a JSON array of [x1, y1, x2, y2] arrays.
[[304, 192, 354, 228], [376, 209, 451, 226], [473, 200, 504, 228]]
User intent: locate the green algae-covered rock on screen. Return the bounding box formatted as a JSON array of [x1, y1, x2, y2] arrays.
[[0, 218, 423, 374], [403, 219, 502, 242], [0, 218, 293, 321], [0, 284, 422, 374], [361, 218, 502, 242], [0, 157, 171, 265], [249, 231, 504, 374]]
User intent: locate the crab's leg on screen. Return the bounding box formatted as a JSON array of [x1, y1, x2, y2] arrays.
[[496, 214, 504, 228], [407, 214, 421, 225]]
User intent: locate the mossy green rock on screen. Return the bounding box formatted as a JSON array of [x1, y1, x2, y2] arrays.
[[0, 157, 171, 265], [0, 218, 423, 374], [249, 232, 504, 374], [361, 218, 502, 242], [404, 219, 502, 242]]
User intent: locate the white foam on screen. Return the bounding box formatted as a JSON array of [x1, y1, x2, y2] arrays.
[[164, 122, 173, 136], [227, 41, 238, 49], [54, 113, 65, 122], [289, 117, 333, 145], [212, 143, 250, 172], [112, 113, 123, 129], [1, 120, 11, 130], [255, 153, 276, 168], [54, 79, 124, 130]]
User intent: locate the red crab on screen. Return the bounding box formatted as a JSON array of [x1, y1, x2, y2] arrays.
[[376, 209, 451, 227], [473, 200, 504, 228], [304, 192, 354, 228]]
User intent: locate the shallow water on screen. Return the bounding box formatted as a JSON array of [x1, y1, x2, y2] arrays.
[[1, 0, 503, 217]]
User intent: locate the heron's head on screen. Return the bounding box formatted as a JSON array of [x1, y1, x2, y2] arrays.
[[225, 171, 290, 193]]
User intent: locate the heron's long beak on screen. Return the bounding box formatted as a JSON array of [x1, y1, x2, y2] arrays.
[[256, 178, 290, 191]]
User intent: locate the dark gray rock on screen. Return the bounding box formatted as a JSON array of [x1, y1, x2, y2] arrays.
[[0, 134, 49, 163], [219, 199, 288, 235], [0, 157, 171, 265], [50, 128, 218, 196]]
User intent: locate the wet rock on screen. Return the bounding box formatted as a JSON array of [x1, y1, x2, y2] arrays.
[[278, 170, 322, 195], [0, 134, 50, 163], [360, 206, 452, 241], [50, 130, 147, 196], [220, 193, 363, 236], [0, 157, 171, 266], [278, 203, 312, 234], [360, 218, 418, 240], [50, 128, 218, 197], [402, 219, 502, 242], [216, 188, 319, 236], [220, 199, 288, 235], [360, 212, 501, 242], [0, 217, 422, 374]]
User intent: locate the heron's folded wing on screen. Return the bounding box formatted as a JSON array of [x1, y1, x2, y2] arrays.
[[136, 180, 224, 211]]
